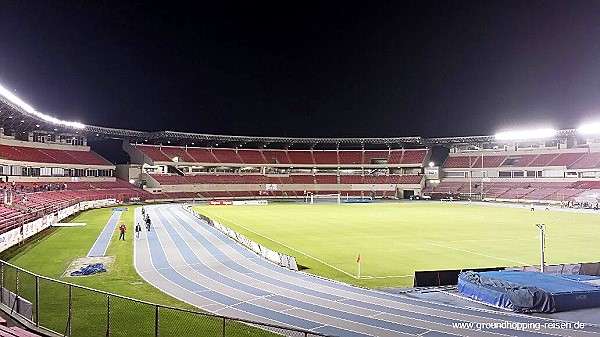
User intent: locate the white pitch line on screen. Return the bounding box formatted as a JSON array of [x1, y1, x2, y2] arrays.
[[364, 275, 413, 279], [200, 208, 359, 279], [423, 242, 529, 266]]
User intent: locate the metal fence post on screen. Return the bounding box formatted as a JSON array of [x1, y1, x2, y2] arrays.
[[0, 263, 3, 305], [154, 305, 159, 337], [106, 295, 110, 337], [68, 284, 73, 337], [35, 276, 39, 327], [222, 317, 226, 337], [15, 269, 19, 314]]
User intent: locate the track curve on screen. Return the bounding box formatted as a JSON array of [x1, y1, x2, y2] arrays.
[[133, 204, 600, 337]]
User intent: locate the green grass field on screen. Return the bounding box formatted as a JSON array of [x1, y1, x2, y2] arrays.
[[193, 202, 600, 288], [0, 207, 276, 337]]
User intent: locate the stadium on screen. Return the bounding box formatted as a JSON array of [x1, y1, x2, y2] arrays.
[[0, 83, 600, 337]]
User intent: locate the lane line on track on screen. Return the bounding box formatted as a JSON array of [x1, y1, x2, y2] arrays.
[[200, 208, 359, 279], [157, 207, 410, 337], [149, 206, 386, 337]]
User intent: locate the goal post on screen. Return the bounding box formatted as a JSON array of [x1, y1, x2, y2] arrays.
[[310, 193, 341, 204]]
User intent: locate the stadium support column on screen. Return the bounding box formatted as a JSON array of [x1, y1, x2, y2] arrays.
[[536, 224, 546, 273]]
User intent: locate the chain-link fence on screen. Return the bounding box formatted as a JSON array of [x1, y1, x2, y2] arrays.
[[0, 261, 330, 337]]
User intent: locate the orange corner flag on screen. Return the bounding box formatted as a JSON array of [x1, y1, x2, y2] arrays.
[[356, 253, 361, 263]]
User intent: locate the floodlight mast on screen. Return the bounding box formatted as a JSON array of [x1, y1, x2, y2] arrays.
[[469, 155, 472, 196], [494, 128, 557, 141], [577, 123, 600, 135], [481, 147, 484, 198], [536, 224, 546, 273]]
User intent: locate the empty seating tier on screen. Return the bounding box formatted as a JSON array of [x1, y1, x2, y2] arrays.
[[313, 151, 338, 165], [211, 149, 243, 163], [237, 149, 268, 164], [286, 151, 314, 165], [338, 151, 362, 164], [132, 145, 429, 166], [569, 152, 600, 169], [0, 144, 110, 166], [262, 150, 291, 165], [400, 150, 427, 165]]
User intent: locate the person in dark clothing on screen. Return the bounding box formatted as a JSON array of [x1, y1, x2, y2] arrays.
[[135, 223, 141, 239]]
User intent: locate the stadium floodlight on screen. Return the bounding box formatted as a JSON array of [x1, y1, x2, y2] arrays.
[[428, 161, 435, 167], [0, 83, 85, 129], [577, 123, 600, 135], [494, 128, 556, 141]]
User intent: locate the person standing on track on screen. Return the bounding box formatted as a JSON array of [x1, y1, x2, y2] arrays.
[[135, 222, 141, 239], [118, 223, 126, 240]]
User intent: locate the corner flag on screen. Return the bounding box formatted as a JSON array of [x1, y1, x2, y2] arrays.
[[356, 253, 361, 279]]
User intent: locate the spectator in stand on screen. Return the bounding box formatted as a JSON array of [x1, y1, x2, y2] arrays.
[[118, 223, 126, 240]]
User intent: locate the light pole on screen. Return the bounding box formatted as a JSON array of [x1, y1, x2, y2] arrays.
[[536, 224, 546, 273], [480, 146, 484, 198], [469, 154, 472, 196]]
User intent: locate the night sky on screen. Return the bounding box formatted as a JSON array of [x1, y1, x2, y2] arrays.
[[1, 1, 600, 139]]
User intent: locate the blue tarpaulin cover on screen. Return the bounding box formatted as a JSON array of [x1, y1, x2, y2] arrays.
[[458, 270, 600, 313], [70, 263, 106, 276]]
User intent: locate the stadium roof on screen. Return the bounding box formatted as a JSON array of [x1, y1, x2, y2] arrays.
[[0, 87, 584, 148]]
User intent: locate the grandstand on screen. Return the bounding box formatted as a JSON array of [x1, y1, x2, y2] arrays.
[[427, 142, 600, 204], [123, 143, 427, 200], [5, 79, 600, 235]]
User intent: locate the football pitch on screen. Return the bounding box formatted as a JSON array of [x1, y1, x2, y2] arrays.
[[193, 202, 600, 288]]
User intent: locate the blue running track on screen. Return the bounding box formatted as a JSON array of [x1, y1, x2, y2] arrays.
[[133, 204, 600, 337], [88, 209, 124, 257]]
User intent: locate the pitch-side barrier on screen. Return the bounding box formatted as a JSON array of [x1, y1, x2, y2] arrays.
[[182, 203, 298, 271]]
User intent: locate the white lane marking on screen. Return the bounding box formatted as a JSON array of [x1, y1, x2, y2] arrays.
[[200, 208, 359, 278]]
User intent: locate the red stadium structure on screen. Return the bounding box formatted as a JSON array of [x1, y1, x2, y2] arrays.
[[4, 86, 600, 236]]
